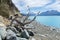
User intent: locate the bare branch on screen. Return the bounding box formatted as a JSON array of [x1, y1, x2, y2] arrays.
[[23, 6, 30, 23], [24, 11, 40, 25], [24, 16, 36, 25], [10, 16, 18, 26], [15, 19, 25, 26]]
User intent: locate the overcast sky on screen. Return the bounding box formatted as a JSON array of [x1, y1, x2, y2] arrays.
[[12, 0, 60, 14]]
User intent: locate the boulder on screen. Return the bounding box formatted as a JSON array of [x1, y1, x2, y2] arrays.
[[7, 36, 17, 40], [6, 29, 18, 40], [20, 29, 29, 39], [0, 23, 7, 39], [27, 31, 34, 36], [6, 29, 16, 37], [7, 26, 19, 34], [0, 36, 2, 40]]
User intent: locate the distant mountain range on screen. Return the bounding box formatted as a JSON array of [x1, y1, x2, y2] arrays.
[[22, 10, 60, 16], [40, 10, 60, 16]]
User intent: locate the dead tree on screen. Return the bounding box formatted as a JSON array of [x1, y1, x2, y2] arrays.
[[15, 6, 40, 28], [9, 6, 40, 30], [9, 7, 40, 39], [15, 11, 40, 29], [23, 6, 40, 25]]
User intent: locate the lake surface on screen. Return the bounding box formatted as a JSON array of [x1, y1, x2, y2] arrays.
[[29, 16, 60, 28]]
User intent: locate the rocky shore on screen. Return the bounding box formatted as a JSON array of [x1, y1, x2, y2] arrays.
[[0, 15, 60, 40], [0, 0, 60, 40]]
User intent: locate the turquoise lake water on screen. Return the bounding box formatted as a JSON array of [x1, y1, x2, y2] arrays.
[[29, 16, 60, 28]]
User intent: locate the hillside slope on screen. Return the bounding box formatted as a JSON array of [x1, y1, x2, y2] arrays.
[[0, 0, 22, 25], [0, 0, 21, 18]]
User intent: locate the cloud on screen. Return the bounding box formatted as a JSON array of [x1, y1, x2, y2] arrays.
[[23, 0, 51, 7], [12, 0, 60, 13], [45, 0, 60, 12]]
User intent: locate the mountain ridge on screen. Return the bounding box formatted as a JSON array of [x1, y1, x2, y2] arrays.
[[22, 10, 60, 16]]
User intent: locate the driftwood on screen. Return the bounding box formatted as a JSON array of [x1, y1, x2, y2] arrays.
[[8, 6, 40, 39]]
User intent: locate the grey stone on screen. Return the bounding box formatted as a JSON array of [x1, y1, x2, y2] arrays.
[[7, 36, 17, 40], [0, 36, 2, 40], [6, 29, 18, 40], [20, 29, 29, 39], [19, 38, 27, 40], [6, 29, 16, 37], [7, 26, 19, 34], [0, 26, 7, 39], [27, 31, 34, 36]]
